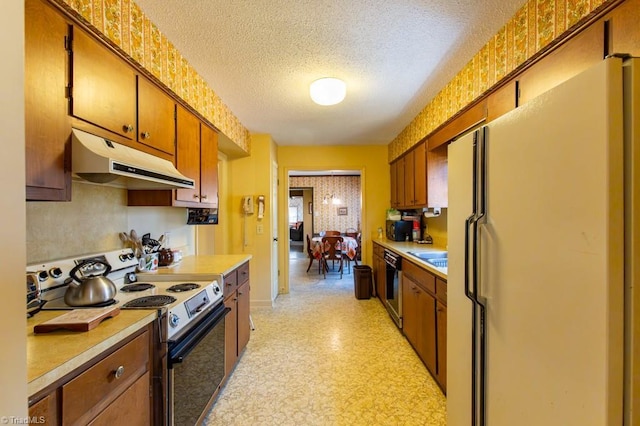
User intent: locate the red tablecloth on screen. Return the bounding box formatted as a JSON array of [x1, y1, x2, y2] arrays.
[[310, 236, 358, 260]]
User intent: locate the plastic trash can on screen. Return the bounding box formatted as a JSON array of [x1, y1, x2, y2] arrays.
[[353, 265, 372, 299]]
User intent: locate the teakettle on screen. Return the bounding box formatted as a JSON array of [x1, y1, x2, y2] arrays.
[[64, 259, 117, 306]]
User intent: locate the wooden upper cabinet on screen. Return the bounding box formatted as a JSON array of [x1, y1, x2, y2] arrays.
[[389, 161, 399, 208], [200, 123, 219, 207], [175, 105, 201, 204], [71, 27, 137, 139], [137, 76, 176, 156], [413, 141, 427, 206], [427, 145, 448, 208], [390, 141, 427, 209], [517, 21, 604, 106], [404, 149, 415, 206], [25, 0, 72, 201], [396, 156, 406, 209]]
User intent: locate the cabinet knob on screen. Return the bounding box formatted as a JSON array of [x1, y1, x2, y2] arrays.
[[141, 131, 151, 139], [193, 194, 200, 200], [123, 124, 134, 133], [201, 194, 208, 200], [114, 365, 125, 379]]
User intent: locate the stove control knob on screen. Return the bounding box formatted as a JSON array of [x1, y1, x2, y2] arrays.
[[48, 267, 63, 279], [37, 270, 48, 282], [169, 313, 180, 328]]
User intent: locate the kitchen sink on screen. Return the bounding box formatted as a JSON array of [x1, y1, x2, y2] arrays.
[[408, 251, 448, 268]]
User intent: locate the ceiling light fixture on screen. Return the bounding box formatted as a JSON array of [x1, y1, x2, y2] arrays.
[[310, 77, 346, 106]]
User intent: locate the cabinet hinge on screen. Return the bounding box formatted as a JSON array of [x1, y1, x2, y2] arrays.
[[65, 85, 72, 99], [64, 35, 72, 53]]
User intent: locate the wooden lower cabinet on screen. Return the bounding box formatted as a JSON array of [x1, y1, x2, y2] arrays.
[[88, 372, 150, 426], [402, 276, 437, 374], [28, 327, 152, 426], [223, 262, 251, 380], [28, 391, 58, 426], [401, 259, 447, 392], [372, 243, 386, 304], [436, 301, 447, 392]]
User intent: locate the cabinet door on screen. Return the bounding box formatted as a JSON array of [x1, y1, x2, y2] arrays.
[[396, 157, 406, 209], [413, 142, 427, 206], [71, 28, 136, 139], [390, 161, 399, 208], [200, 123, 219, 207], [237, 281, 251, 356], [29, 391, 58, 426], [175, 106, 201, 203], [419, 289, 437, 375], [375, 255, 386, 304], [402, 277, 419, 347], [224, 296, 238, 378], [404, 149, 415, 205], [137, 76, 175, 156], [88, 372, 150, 426], [436, 301, 447, 392], [25, 0, 71, 201]]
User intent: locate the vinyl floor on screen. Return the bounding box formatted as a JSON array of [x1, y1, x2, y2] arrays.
[[203, 257, 447, 426]]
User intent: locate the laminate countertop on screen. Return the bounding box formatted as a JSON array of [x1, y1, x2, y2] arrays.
[[27, 309, 157, 398], [141, 254, 252, 281], [372, 238, 448, 280]]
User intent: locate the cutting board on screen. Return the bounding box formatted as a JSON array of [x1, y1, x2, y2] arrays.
[[34, 306, 120, 333]]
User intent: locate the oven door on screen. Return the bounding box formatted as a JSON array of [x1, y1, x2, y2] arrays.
[[168, 302, 230, 426], [384, 254, 402, 328]]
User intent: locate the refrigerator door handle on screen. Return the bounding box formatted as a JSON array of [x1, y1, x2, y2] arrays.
[[464, 128, 488, 426], [464, 130, 481, 426]]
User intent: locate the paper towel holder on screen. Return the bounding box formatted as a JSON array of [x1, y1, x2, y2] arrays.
[[423, 207, 441, 218]]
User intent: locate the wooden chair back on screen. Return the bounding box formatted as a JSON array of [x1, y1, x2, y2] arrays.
[[321, 236, 344, 278], [325, 230, 341, 236]]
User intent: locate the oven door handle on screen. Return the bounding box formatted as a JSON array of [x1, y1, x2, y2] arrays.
[[168, 304, 230, 366]]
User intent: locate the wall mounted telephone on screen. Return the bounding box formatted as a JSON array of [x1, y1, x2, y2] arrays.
[[257, 195, 265, 219], [242, 196, 254, 214]]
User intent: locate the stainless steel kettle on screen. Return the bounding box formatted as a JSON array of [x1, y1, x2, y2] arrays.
[[64, 259, 117, 306]]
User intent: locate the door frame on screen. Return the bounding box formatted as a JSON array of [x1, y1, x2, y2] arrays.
[[280, 167, 365, 294]]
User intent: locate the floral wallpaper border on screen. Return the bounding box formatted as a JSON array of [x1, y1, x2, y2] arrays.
[[57, 0, 250, 153], [389, 0, 611, 161]]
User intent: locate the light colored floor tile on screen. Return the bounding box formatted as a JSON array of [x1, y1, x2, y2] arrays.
[[204, 258, 446, 426]]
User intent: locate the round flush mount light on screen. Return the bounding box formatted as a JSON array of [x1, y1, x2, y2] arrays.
[[309, 77, 346, 106]]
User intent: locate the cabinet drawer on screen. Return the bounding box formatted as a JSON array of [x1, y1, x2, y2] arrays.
[[436, 278, 447, 304], [224, 270, 238, 298], [237, 262, 250, 285], [403, 260, 435, 294], [62, 330, 149, 425]]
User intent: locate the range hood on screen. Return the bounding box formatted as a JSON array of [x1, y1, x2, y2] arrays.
[[71, 128, 195, 190]]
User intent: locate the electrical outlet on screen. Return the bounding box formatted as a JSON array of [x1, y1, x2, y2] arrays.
[[256, 224, 264, 234]]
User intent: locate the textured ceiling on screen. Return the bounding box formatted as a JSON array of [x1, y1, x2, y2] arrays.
[[134, 0, 526, 146]]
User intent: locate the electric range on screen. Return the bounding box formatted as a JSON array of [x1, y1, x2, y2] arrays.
[[26, 248, 223, 339]]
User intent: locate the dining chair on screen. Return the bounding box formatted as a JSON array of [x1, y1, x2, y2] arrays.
[[342, 232, 360, 273], [325, 230, 341, 236], [321, 236, 343, 278], [306, 234, 323, 274]]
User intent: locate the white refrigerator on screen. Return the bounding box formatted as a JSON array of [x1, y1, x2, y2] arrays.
[[447, 57, 640, 425]]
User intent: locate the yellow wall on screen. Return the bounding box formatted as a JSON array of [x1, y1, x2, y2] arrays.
[[228, 134, 278, 306], [278, 144, 389, 292]]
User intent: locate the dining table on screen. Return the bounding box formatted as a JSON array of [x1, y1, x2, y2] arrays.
[[310, 236, 358, 262]]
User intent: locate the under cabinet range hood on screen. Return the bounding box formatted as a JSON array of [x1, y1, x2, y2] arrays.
[[71, 128, 195, 190]]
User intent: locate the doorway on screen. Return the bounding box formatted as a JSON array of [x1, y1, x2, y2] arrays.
[[283, 170, 363, 293], [288, 187, 312, 259]]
